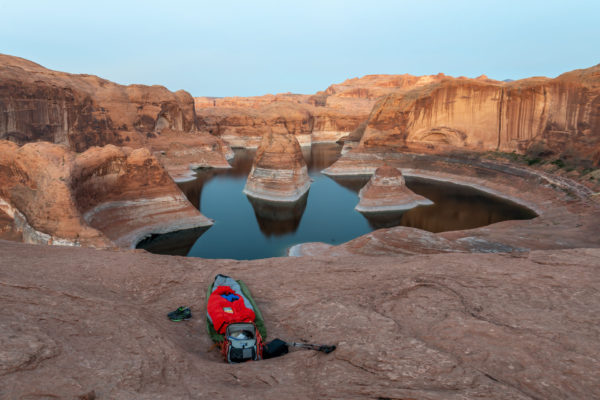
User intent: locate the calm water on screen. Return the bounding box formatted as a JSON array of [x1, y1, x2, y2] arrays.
[[138, 144, 536, 259]]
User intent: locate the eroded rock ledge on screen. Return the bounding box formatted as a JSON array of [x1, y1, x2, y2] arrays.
[[0, 140, 212, 248]]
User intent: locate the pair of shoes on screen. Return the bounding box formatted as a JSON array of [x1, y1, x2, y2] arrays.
[[168, 306, 192, 321]]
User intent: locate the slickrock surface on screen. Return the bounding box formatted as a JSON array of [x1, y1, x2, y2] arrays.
[[244, 129, 310, 202], [195, 74, 447, 148], [357, 65, 600, 166], [1, 240, 599, 399], [0, 141, 212, 248], [356, 165, 433, 212], [0, 54, 232, 177]]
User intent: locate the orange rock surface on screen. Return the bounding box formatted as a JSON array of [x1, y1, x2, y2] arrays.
[[0, 54, 232, 179], [356, 165, 433, 212], [0, 140, 212, 248], [195, 74, 448, 148], [243, 128, 310, 201], [358, 65, 600, 166], [2, 240, 600, 399]]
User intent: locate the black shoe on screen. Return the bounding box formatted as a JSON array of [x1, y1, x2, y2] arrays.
[[168, 306, 192, 321]]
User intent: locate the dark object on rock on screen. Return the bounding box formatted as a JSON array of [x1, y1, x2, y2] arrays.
[[289, 342, 336, 354], [263, 338, 289, 359], [78, 390, 96, 400], [168, 306, 191, 321]]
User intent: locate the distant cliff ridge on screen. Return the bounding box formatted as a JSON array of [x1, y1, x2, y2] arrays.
[[358, 65, 600, 166], [2, 54, 598, 166], [0, 54, 198, 152]]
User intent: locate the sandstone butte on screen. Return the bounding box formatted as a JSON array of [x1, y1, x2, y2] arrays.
[[355, 165, 433, 213], [0, 54, 232, 181], [243, 128, 311, 202], [1, 54, 600, 399]]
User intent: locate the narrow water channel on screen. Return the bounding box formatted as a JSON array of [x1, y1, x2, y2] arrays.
[[138, 143, 536, 259]]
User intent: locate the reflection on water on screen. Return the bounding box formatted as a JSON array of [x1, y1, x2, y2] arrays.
[[139, 143, 536, 259], [247, 193, 309, 236], [136, 226, 210, 256], [335, 177, 538, 232]]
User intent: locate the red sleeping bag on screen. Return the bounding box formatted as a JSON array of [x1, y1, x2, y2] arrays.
[[207, 285, 256, 334]]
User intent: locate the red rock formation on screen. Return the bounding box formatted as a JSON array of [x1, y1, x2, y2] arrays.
[[147, 129, 233, 181], [0, 54, 232, 178], [243, 128, 310, 201], [198, 101, 314, 148], [195, 74, 448, 148], [0, 140, 212, 248], [0, 54, 194, 149], [356, 165, 432, 212], [358, 65, 600, 166]]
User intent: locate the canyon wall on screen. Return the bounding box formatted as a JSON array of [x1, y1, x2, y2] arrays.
[[0, 54, 196, 150], [0, 54, 232, 179], [195, 74, 447, 148], [358, 65, 600, 166], [0, 141, 212, 248]]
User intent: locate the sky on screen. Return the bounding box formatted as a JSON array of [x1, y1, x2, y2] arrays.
[[1, 0, 599, 97]]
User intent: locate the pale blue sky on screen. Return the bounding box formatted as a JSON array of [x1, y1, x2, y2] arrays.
[[1, 0, 598, 96]]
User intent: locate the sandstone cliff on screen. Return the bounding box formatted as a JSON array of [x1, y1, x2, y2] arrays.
[[195, 74, 448, 148], [0, 141, 212, 248], [0, 54, 232, 178], [358, 65, 600, 166]]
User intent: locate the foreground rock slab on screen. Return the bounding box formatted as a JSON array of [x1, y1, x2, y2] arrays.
[[0, 240, 599, 399], [356, 165, 433, 212], [244, 129, 311, 202]]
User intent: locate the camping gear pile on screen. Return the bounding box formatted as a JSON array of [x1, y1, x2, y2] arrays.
[[206, 274, 268, 362], [166, 274, 335, 364]]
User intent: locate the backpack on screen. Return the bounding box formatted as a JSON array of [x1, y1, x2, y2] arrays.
[[222, 322, 264, 363]]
